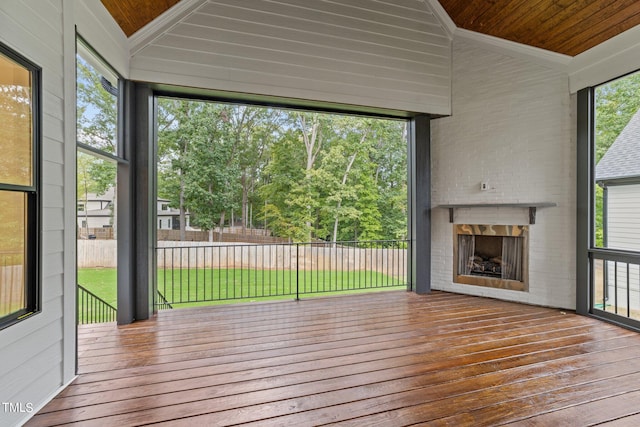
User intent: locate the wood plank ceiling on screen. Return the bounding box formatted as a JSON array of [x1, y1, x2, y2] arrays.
[[439, 0, 640, 56], [101, 0, 640, 56], [101, 0, 181, 37]]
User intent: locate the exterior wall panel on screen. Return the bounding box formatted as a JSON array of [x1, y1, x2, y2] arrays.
[[431, 37, 575, 309], [131, 0, 452, 115], [606, 184, 640, 251], [0, 0, 128, 425], [0, 1, 66, 424]]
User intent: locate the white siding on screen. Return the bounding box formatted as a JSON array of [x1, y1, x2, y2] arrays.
[[606, 184, 640, 251], [74, 0, 129, 78], [130, 0, 451, 115], [0, 1, 128, 425], [0, 1, 68, 425], [430, 37, 575, 309]]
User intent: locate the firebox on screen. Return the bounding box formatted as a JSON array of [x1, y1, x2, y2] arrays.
[[453, 224, 528, 291]]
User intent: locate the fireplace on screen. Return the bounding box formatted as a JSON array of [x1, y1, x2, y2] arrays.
[[453, 224, 528, 291]]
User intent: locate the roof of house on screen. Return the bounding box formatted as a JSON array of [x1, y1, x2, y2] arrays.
[[79, 187, 184, 216], [596, 109, 640, 183]]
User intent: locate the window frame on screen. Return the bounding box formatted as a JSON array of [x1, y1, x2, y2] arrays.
[[0, 42, 42, 330]]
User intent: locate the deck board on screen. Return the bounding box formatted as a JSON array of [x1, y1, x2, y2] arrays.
[[27, 291, 640, 426]]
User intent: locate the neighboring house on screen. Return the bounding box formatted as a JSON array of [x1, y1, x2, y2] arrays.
[[595, 109, 640, 311], [78, 187, 189, 231], [156, 198, 191, 230], [77, 188, 114, 230], [596, 109, 640, 251]]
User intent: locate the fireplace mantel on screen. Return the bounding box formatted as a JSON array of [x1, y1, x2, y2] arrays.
[[438, 202, 557, 224]]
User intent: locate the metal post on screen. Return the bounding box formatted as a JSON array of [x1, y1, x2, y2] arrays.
[[408, 114, 432, 294], [296, 243, 300, 300], [576, 88, 593, 315]]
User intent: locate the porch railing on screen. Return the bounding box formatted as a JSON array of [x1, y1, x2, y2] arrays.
[[591, 249, 640, 325], [77, 284, 117, 324], [156, 240, 408, 308]]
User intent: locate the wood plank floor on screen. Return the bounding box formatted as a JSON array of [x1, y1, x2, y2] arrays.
[[27, 291, 640, 426]]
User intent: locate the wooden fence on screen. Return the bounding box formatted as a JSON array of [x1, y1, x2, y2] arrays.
[[0, 265, 25, 317], [157, 229, 290, 244], [78, 227, 114, 240]]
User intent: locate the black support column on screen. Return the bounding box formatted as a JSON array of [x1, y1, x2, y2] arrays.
[[130, 82, 156, 320], [116, 80, 135, 324], [408, 114, 431, 294], [576, 88, 594, 315]]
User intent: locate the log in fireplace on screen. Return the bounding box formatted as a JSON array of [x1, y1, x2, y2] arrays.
[[453, 224, 528, 291]]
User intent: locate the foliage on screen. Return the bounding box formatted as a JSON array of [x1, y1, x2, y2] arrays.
[[255, 112, 407, 242], [76, 56, 118, 154], [74, 63, 409, 243], [595, 73, 640, 163], [594, 72, 640, 246], [76, 55, 117, 227], [183, 103, 241, 236]]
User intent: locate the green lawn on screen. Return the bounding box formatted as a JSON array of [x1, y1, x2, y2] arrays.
[[78, 268, 117, 306], [78, 267, 406, 310]]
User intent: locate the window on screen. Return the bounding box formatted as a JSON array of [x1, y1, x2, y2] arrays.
[[579, 69, 640, 330], [0, 43, 40, 328]]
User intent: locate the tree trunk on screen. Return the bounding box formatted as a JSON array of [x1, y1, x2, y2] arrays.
[[241, 172, 248, 233], [179, 173, 186, 241], [332, 153, 357, 245], [299, 114, 322, 241], [218, 210, 226, 242], [178, 105, 191, 242]]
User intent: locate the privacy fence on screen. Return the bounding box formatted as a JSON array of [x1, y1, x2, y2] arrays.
[[0, 253, 24, 319]]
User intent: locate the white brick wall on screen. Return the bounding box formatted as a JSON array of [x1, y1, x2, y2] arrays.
[[431, 37, 576, 309]]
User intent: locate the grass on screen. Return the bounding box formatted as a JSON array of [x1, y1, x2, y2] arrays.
[[78, 267, 406, 312], [78, 268, 117, 307]]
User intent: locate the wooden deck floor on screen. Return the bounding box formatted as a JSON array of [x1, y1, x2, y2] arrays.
[[28, 291, 640, 426]]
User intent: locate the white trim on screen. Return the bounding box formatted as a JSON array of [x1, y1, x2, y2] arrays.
[[17, 376, 78, 426], [61, 0, 78, 385], [568, 23, 640, 92], [129, 0, 207, 56], [423, 0, 455, 38], [454, 28, 571, 71], [74, 0, 129, 78]]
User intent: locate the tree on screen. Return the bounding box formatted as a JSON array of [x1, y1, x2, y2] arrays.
[[595, 73, 640, 163], [181, 103, 241, 241], [156, 100, 409, 244], [594, 73, 640, 246], [260, 112, 333, 242], [76, 55, 118, 235], [157, 99, 194, 240], [77, 152, 116, 234], [260, 128, 308, 240], [226, 105, 282, 232], [315, 116, 373, 243], [372, 121, 408, 241], [77, 56, 117, 154]]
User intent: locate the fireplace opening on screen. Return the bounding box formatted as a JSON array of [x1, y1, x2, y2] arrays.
[[458, 235, 523, 281], [453, 224, 528, 291]]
